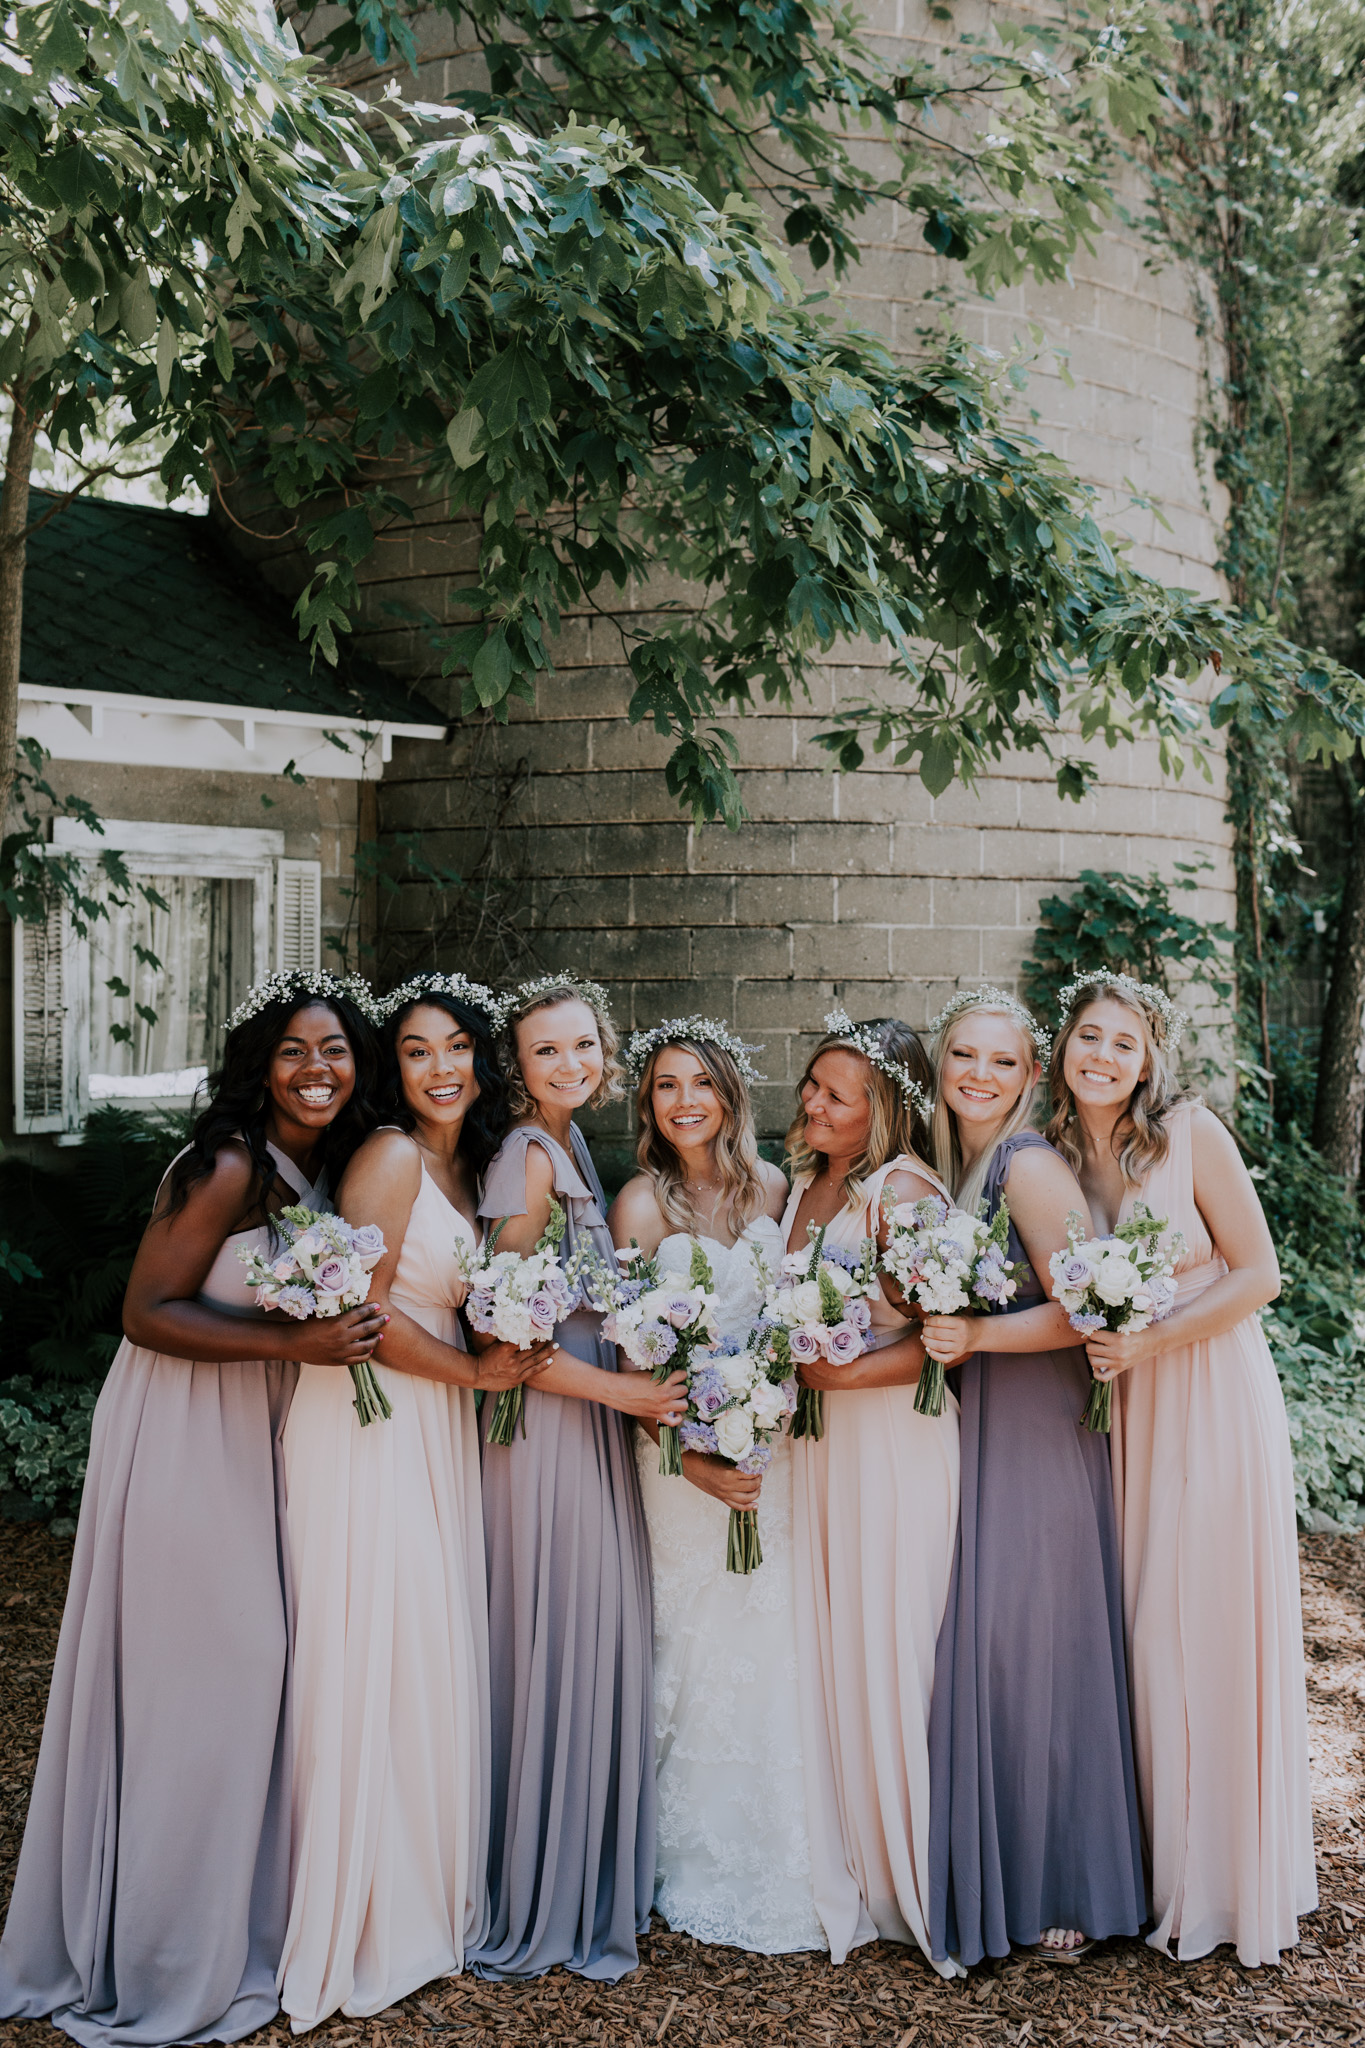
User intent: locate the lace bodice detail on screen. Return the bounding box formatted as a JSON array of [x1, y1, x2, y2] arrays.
[[654, 1217, 782, 1336]]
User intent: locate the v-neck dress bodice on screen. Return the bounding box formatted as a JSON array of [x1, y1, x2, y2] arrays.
[[279, 1149, 491, 2028], [636, 1217, 828, 1955], [782, 1157, 962, 1974], [0, 1140, 313, 2048]]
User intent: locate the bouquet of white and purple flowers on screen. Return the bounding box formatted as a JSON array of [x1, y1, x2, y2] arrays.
[[680, 1333, 796, 1573], [462, 1200, 576, 1444], [591, 1239, 720, 1476], [759, 1223, 878, 1441], [880, 1193, 1027, 1417], [239, 1204, 390, 1425], [1048, 1204, 1185, 1432]]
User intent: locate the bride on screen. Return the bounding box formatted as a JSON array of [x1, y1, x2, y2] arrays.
[[607, 1018, 829, 1956]]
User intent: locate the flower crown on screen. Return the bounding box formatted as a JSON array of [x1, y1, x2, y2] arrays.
[[504, 973, 615, 1025], [1057, 971, 1187, 1052], [927, 986, 1052, 1062], [225, 968, 379, 1034], [376, 971, 506, 1029], [821, 1009, 933, 1120], [624, 1015, 767, 1087]]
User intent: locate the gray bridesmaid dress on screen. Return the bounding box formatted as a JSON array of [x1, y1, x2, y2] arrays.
[[471, 1123, 655, 1983], [927, 1131, 1144, 1964], [0, 1143, 316, 2047]]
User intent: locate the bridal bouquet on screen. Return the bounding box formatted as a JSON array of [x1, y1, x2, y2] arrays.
[[881, 1193, 1027, 1417], [680, 1334, 796, 1574], [1049, 1204, 1185, 1432], [588, 1239, 720, 1476], [239, 1204, 390, 1425], [759, 1223, 878, 1441], [461, 1200, 576, 1444]]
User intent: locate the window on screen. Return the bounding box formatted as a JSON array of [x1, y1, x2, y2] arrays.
[[12, 822, 322, 1135]]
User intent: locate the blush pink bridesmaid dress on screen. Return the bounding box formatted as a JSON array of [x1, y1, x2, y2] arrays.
[[784, 1156, 962, 1976], [1111, 1101, 1317, 1966]]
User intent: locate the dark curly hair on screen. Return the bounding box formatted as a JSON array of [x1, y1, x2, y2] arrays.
[[381, 990, 510, 1177], [161, 991, 384, 1220]]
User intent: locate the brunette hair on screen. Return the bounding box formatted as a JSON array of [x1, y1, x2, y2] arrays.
[[500, 981, 625, 1118], [929, 999, 1041, 1213], [633, 1036, 766, 1239], [160, 992, 383, 1219], [786, 1017, 934, 1213], [382, 990, 510, 1177], [1045, 976, 1186, 1188]]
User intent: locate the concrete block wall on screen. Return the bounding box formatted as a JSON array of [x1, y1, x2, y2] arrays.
[[246, 0, 1235, 1136]]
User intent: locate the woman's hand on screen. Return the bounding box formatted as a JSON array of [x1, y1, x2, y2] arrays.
[[290, 1304, 389, 1368], [683, 1451, 762, 1511], [617, 1369, 690, 1427], [794, 1353, 852, 1392], [1086, 1323, 1158, 1382], [921, 1313, 983, 1367], [472, 1338, 557, 1392]]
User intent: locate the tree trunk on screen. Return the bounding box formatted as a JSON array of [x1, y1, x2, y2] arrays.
[[0, 390, 39, 833], [1313, 764, 1365, 1174]]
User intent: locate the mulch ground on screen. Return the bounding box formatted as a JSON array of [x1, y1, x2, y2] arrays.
[[1, 1525, 1363, 2046]]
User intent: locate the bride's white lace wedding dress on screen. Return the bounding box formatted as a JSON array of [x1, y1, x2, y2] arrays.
[[634, 1219, 829, 1955]]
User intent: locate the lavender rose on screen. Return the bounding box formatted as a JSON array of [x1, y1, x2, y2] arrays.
[[526, 1289, 559, 1331], [846, 1296, 872, 1332], [787, 1325, 822, 1366], [823, 1321, 863, 1365], [351, 1223, 386, 1267], [663, 1291, 698, 1328], [691, 1369, 730, 1419], [1058, 1254, 1095, 1292], [315, 1257, 349, 1294]]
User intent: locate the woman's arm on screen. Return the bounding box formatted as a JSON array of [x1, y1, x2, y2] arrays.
[[337, 1131, 554, 1392], [758, 1159, 790, 1223], [922, 1147, 1092, 1367], [797, 1325, 929, 1391], [123, 1146, 385, 1367], [489, 1141, 690, 1421], [1087, 1107, 1281, 1381], [605, 1176, 668, 1262]]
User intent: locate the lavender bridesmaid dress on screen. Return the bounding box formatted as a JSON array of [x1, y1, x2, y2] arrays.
[[470, 1123, 654, 1983], [927, 1131, 1144, 1964], [0, 1142, 315, 2048]]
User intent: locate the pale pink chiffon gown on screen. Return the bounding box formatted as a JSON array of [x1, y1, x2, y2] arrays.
[[1111, 1101, 1316, 1966], [278, 1163, 490, 2028], [786, 1158, 962, 1975]]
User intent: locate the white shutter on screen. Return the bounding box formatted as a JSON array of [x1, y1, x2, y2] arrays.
[[12, 897, 87, 1134], [274, 859, 322, 973]]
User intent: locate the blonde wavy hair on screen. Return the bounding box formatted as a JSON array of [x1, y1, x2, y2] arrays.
[[1044, 976, 1185, 1188], [501, 982, 625, 1119], [786, 1018, 934, 1214], [634, 1037, 766, 1239], [930, 1000, 1043, 1214]]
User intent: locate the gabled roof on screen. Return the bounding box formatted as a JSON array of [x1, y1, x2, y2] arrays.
[[21, 492, 445, 729]]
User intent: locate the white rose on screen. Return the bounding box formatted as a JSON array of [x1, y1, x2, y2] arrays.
[[714, 1408, 755, 1462], [820, 1263, 854, 1296], [715, 1350, 755, 1395], [311, 1288, 344, 1319], [637, 1287, 673, 1324], [750, 1380, 786, 1429], [941, 1209, 982, 1254], [1093, 1252, 1141, 1307], [790, 1279, 824, 1321]]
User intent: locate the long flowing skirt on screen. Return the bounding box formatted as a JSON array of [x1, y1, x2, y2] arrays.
[[471, 1308, 654, 1984], [0, 1342, 296, 2048], [277, 1351, 490, 2028], [1113, 1309, 1316, 1965], [638, 1431, 827, 1955]]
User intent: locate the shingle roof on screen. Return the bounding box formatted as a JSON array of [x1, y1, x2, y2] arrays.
[[21, 492, 445, 727]]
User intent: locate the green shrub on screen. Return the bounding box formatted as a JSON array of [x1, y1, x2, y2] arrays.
[[0, 1376, 100, 1517], [1020, 862, 1233, 1024]]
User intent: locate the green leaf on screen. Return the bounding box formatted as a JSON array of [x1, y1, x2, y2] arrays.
[[471, 630, 514, 706]]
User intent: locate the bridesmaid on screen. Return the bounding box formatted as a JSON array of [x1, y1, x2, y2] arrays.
[[607, 1019, 826, 1956], [0, 971, 386, 2048], [1048, 972, 1316, 1966], [923, 988, 1144, 1967], [278, 973, 555, 2029], [471, 975, 687, 1983], [783, 1013, 962, 1976]]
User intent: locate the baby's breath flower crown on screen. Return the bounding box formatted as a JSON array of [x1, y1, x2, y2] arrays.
[[1057, 972, 1187, 1053], [822, 1008, 934, 1120], [505, 973, 615, 1024], [376, 971, 506, 1030], [624, 1016, 767, 1088], [926, 986, 1052, 1064], [225, 969, 379, 1034]]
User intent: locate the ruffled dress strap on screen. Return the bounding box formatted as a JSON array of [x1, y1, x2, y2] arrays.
[[477, 1123, 601, 1226], [859, 1153, 951, 1230]]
